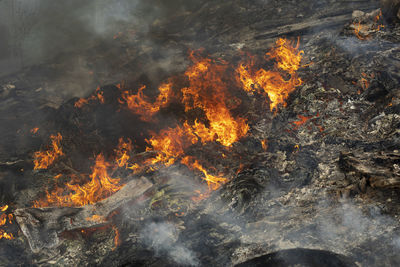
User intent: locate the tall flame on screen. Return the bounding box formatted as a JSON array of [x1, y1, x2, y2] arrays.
[[182, 52, 249, 146], [33, 38, 305, 209], [33, 133, 64, 170], [236, 37, 304, 111], [145, 125, 198, 166]]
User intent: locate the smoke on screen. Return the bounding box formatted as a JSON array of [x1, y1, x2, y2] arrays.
[[140, 222, 200, 266], [393, 236, 400, 249], [0, 0, 200, 80], [316, 199, 398, 254]]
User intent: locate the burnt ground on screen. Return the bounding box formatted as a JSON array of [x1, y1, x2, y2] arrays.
[[1, 0, 400, 266]]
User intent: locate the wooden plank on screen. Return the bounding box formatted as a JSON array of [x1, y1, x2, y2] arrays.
[[14, 176, 153, 253]]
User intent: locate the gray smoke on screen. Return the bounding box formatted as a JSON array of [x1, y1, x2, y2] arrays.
[[317, 199, 398, 253], [0, 0, 200, 77], [141, 222, 200, 266]]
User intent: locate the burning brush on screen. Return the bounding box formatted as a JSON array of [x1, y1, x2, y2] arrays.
[[349, 9, 386, 40], [7, 37, 306, 255]]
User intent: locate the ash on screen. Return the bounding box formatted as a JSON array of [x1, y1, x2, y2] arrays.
[[0, 0, 400, 266]]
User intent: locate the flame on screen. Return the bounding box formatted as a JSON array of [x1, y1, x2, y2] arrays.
[[34, 154, 123, 207], [145, 125, 198, 166], [353, 11, 385, 40], [360, 72, 374, 90], [120, 82, 173, 121], [236, 37, 303, 111], [353, 22, 371, 40], [181, 156, 227, 190], [374, 10, 385, 31], [292, 115, 313, 130], [30, 127, 39, 134], [34, 38, 305, 209], [33, 133, 64, 170], [112, 225, 121, 249], [0, 213, 6, 226], [75, 87, 105, 108], [181, 52, 249, 146], [0, 205, 8, 212], [294, 144, 300, 152], [0, 205, 14, 240], [0, 230, 14, 240], [114, 137, 133, 168], [267, 37, 303, 74], [261, 139, 268, 151], [354, 72, 374, 91], [361, 78, 369, 90]]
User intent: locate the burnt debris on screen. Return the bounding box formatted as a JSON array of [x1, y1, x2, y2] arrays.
[[0, 0, 400, 266]]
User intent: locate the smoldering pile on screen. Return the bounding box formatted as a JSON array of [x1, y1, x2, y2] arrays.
[[0, 0, 399, 266]]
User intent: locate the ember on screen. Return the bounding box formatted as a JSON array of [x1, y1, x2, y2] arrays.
[[292, 115, 313, 130]]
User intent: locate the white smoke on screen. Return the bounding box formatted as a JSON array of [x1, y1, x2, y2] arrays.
[[141, 222, 200, 266]]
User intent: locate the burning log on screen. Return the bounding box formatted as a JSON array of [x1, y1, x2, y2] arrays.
[[14, 176, 153, 253]]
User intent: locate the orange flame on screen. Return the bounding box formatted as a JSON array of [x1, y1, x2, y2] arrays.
[[34, 38, 305, 208], [33, 133, 64, 170], [0, 213, 6, 226], [145, 125, 198, 166], [261, 139, 268, 151], [236, 37, 304, 111], [267, 37, 303, 74], [30, 127, 39, 134], [353, 22, 371, 40], [114, 137, 133, 168], [112, 225, 121, 249], [353, 11, 385, 40], [0, 205, 14, 240], [75, 87, 105, 108], [0, 205, 8, 212], [181, 156, 227, 190], [181, 51, 249, 146], [292, 115, 313, 130], [120, 82, 173, 121], [374, 10, 385, 31], [34, 154, 123, 207], [0, 230, 14, 240]]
